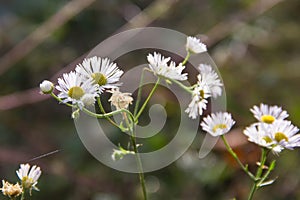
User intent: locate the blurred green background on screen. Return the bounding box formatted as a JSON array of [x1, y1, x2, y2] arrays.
[[0, 0, 300, 199]]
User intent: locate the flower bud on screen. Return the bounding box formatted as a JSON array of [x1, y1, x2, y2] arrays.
[[40, 80, 54, 94], [71, 109, 80, 119]]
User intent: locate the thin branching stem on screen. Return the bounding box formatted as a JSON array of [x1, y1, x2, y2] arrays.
[[135, 78, 160, 120], [221, 135, 256, 180], [181, 51, 191, 66], [97, 97, 119, 128], [123, 113, 147, 200], [134, 68, 148, 117], [248, 148, 268, 200]]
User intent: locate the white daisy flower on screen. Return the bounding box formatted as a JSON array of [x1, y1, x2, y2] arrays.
[[147, 52, 188, 81], [267, 120, 300, 151], [16, 164, 41, 191], [56, 71, 99, 109], [108, 88, 133, 110], [185, 80, 211, 119], [243, 123, 278, 151], [250, 103, 289, 124], [75, 56, 123, 93], [201, 112, 235, 137], [185, 96, 208, 119], [198, 64, 223, 98], [39, 80, 54, 94], [186, 36, 207, 54]]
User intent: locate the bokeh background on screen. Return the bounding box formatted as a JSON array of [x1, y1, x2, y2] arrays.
[[1, 0, 300, 199]]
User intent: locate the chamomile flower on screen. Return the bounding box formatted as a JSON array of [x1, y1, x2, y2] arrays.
[[250, 103, 289, 124], [108, 88, 133, 110], [56, 71, 99, 109], [75, 56, 123, 93], [198, 64, 223, 98], [267, 120, 300, 151], [186, 36, 207, 54], [243, 123, 277, 151], [185, 80, 211, 119], [201, 112, 235, 137], [16, 164, 41, 191], [147, 52, 188, 81], [0, 180, 22, 198]]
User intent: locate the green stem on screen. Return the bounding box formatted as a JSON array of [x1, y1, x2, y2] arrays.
[[82, 106, 134, 122], [134, 68, 148, 117], [181, 51, 191, 66], [257, 160, 276, 187], [221, 135, 256, 180], [97, 97, 119, 128], [123, 113, 147, 200], [134, 78, 160, 121], [130, 134, 147, 200], [20, 190, 25, 200], [247, 148, 268, 200], [51, 93, 73, 107], [256, 148, 268, 178], [51, 92, 134, 122], [172, 79, 193, 94]]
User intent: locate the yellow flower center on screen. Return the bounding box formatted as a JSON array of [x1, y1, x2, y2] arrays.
[[68, 86, 84, 100], [22, 176, 34, 188], [212, 124, 227, 133], [92, 73, 107, 86], [260, 115, 275, 124], [274, 132, 288, 142], [199, 89, 205, 99], [262, 136, 273, 143]]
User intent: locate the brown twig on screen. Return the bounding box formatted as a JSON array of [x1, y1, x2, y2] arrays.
[[0, 0, 96, 76]]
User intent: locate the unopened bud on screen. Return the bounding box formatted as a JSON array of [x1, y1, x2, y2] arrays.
[[40, 80, 54, 94]]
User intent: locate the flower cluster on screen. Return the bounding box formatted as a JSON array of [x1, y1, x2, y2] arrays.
[[38, 33, 300, 200], [145, 36, 221, 119], [40, 56, 133, 112], [185, 64, 223, 119], [0, 163, 42, 199], [244, 103, 300, 153], [40, 36, 215, 120]]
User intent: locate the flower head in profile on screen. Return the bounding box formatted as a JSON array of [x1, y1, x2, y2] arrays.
[[250, 103, 288, 124], [185, 74, 211, 119], [198, 64, 223, 98], [108, 88, 133, 110], [0, 180, 22, 198], [185, 85, 210, 119], [16, 164, 41, 192], [201, 112, 235, 137], [56, 71, 99, 109], [76, 56, 123, 93], [147, 52, 188, 81], [186, 36, 207, 54]]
